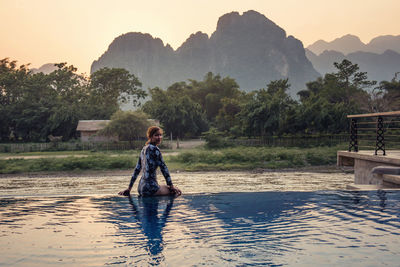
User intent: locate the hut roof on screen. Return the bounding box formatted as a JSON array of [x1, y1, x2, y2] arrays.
[[76, 120, 110, 131]]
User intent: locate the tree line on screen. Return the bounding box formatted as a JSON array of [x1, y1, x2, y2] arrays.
[[0, 58, 146, 142], [143, 59, 400, 139], [1, 57, 399, 143]]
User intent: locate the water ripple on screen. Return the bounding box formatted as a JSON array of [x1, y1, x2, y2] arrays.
[[0, 191, 399, 266]]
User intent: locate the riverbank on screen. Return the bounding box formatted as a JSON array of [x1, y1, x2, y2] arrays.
[[0, 169, 354, 197], [0, 145, 346, 174], [0, 164, 352, 178]]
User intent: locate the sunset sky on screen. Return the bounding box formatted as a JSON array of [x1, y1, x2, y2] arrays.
[[1, 0, 399, 74]]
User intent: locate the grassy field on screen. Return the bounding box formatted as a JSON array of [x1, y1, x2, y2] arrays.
[[0, 144, 346, 174], [168, 145, 344, 171], [0, 149, 151, 157]]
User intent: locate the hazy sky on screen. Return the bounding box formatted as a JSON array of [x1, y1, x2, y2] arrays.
[[1, 0, 399, 74]]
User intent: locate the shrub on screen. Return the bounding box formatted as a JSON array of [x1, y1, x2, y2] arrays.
[[202, 128, 232, 149]]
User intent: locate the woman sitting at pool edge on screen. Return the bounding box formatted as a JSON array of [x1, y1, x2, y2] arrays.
[[119, 126, 182, 197]]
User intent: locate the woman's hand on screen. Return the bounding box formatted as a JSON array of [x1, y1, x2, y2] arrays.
[[169, 185, 182, 196], [119, 188, 131, 196]]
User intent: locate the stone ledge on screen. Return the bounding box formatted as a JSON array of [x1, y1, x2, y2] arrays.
[[338, 150, 400, 167], [381, 174, 400, 185], [346, 184, 397, 190]]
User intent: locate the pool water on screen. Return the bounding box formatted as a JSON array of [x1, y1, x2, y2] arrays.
[[1, 191, 399, 266]]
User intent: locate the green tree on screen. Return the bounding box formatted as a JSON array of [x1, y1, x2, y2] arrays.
[[0, 58, 31, 141], [142, 72, 243, 139], [325, 60, 374, 107], [86, 67, 147, 119], [372, 75, 400, 111], [333, 59, 376, 90], [187, 72, 242, 122], [215, 97, 243, 135], [44, 63, 88, 140], [0, 59, 147, 142], [239, 79, 297, 137], [0, 60, 92, 141], [99, 110, 151, 146], [297, 59, 374, 133], [143, 87, 208, 139]]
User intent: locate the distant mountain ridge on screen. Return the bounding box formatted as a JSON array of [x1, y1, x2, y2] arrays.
[[305, 34, 400, 83], [91, 10, 320, 95], [30, 63, 58, 74], [307, 34, 400, 55], [306, 49, 400, 83]]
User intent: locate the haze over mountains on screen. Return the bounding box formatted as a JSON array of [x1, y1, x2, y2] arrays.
[[33, 11, 399, 96], [307, 34, 400, 55], [91, 10, 319, 96], [306, 34, 400, 82]]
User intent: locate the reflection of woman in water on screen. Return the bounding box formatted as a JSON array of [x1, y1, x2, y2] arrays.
[[119, 126, 181, 197], [128, 195, 175, 258]]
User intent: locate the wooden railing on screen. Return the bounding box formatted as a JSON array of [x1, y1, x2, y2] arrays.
[[348, 111, 400, 155]]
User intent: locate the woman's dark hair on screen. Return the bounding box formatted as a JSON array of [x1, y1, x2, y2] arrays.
[[146, 126, 163, 145]]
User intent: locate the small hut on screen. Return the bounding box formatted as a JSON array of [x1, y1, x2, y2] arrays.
[[76, 120, 118, 142]]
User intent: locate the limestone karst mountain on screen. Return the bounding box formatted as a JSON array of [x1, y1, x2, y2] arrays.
[[91, 10, 320, 96]]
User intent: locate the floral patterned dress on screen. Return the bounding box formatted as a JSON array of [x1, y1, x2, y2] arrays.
[[129, 144, 173, 196]]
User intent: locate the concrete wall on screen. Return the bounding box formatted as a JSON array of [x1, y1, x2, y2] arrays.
[[354, 159, 391, 185]]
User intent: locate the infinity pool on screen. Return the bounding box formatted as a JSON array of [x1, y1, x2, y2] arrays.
[[1, 191, 399, 266]]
